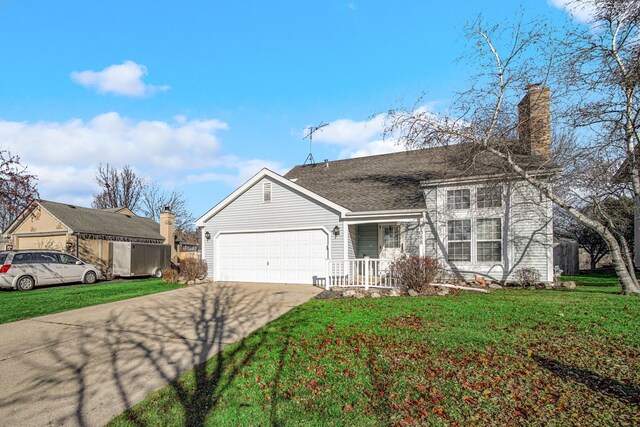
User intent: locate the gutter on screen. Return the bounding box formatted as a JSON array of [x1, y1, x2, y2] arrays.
[[420, 168, 562, 187], [344, 208, 424, 218]]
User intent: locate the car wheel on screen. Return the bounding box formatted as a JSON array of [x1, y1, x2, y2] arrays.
[[84, 271, 97, 284], [16, 276, 35, 291], [153, 268, 163, 278]]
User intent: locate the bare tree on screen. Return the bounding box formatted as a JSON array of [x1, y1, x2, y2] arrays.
[[139, 182, 195, 232], [0, 150, 39, 231], [91, 164, 145, 211], [385, 5, 640, 294]]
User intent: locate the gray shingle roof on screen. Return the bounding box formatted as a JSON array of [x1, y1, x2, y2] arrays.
[[284, 145, 556, 212], [39, 200, 164, 241]]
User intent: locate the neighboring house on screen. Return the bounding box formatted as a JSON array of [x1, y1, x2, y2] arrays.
[[197, 85, 558, 285], [3, 200, 176, 274]]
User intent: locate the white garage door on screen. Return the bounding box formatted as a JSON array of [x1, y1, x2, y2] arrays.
[[217, 229, 328, 284]]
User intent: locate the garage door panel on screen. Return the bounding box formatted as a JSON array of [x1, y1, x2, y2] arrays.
[[217, 229, 328, 284]]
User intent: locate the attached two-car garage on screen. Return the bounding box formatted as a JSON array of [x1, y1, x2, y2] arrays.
[[197, 169, 348, 285], [216, 229, 328, 284]]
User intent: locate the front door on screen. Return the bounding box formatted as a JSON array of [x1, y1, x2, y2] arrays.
[[379, 224, 403, 262]]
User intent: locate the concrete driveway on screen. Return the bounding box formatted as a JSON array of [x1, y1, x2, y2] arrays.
[[0, 282, 321, 427]]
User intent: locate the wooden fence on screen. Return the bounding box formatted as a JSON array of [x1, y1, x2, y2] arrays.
[[553, 242, 579, 276]]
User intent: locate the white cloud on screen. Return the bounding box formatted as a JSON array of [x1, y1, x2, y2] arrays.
[[310, 111, 429, 159], [70, 61, 170, 97], [305, 103, 445, 159], [0, 113, 228, 205], [548, 0, 596, 23]]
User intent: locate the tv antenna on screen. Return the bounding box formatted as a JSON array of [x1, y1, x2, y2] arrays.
[[303, 122, 327, 165]]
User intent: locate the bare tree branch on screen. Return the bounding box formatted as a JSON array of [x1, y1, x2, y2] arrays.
[[91, 164, 146, 211], [0, 150, 39, 231]]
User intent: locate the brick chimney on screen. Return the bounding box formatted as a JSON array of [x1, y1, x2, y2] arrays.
[[518, 84, 551, 159], [159, 206, 176, 259]]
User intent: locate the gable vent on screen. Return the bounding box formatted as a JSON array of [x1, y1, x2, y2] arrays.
[[263, 182, 272, 204]]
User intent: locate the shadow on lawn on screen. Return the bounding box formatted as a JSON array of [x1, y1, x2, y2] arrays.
[[0, 283, 285, 427], [534, 356, 640, 407], [268, 331, 291, 427]]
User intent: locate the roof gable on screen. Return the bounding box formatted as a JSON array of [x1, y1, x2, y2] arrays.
[[196, 168, 349, 226]]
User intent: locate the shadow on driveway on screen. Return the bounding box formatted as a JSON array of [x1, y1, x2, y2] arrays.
[[0, 282, 319, 427]]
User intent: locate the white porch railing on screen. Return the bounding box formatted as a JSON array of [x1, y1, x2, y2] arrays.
[[321, 258, 400, 290]]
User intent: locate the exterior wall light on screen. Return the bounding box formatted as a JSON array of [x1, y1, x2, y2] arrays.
[[204, 231, 211, 241], [332, 225, 340, 238]]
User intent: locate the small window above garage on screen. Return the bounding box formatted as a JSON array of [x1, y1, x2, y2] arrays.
[[263, 182, 272, 203]]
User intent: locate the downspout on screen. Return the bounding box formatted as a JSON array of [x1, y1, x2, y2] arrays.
[[75, 234, 79, 257], [421, 211, 427, 257]]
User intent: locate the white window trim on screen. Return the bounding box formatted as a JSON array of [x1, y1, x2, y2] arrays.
[[476, 218, 502, 262], [476, 185, 503, 209], [378, 223, 406, 256], [439, 184, 506, 266], [446, 219, 472, 262], [382, 224, 402, 249], [446, 188, 471, 210]]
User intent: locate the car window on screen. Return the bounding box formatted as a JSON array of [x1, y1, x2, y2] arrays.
[[0, 253, 7, 264], [36, 253, 58, 263], [59, 254, 81, 265], [12, 253, 33, 264]]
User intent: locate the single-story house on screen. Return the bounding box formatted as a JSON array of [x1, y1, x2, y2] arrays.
[[3, 200, 176, 274], [196, 85, 558, 286]]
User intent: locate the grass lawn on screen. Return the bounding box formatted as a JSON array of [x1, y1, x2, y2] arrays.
[[109, 289, 640, 427], [560, 269, 631, 286], [0, 279, 183, 324]]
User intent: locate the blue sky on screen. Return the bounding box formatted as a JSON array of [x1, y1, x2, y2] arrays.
[[0, 0, 580, 221]]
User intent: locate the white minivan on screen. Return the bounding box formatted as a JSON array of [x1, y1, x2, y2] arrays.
[[0, 250, 101, 291]]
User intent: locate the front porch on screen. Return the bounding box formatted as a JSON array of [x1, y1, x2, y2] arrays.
[[320, 215, 425, 289], [316, 258, 400, 289]]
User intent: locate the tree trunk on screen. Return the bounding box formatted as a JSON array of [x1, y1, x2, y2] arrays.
[[590, 256, 597, 271], [604, 233, 640, 295], [485, 145, 640, 295]]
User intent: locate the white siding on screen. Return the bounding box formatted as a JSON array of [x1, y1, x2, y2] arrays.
[[202, 177, 343, 280], [508, 181, 553, 282], [423, 180, 553, 283], [404, 220, 422, 255], [356, 224, 378, 258], [423, 188, 440, 258], [347, 224, 357, 259]]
